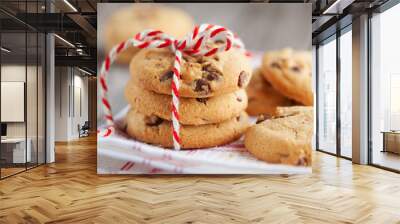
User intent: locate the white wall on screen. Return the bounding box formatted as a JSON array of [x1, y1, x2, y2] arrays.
[[1, 64, 46, 164], [71, 73, 89, 138], [1, 65, 25, 139], [1, 65, 38, 138], [55, 67, 69, 141], [54, 67, 89, 141]]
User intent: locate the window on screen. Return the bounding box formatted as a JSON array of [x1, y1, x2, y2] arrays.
[[0, 1, 46, 179], [339, 28, 352, 158], [317, 36, 337, 154], [370, 3, 400, 171]]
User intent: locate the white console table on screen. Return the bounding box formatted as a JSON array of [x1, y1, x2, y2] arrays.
[[1, 138, 31, 163]]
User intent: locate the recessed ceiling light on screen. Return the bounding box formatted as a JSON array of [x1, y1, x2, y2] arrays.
[[54, 34, 75, 48], [63, 0, 78, 12], [77, 67, 93, 76], [322, 0, 354, 15], [1, 47, 11, 53]]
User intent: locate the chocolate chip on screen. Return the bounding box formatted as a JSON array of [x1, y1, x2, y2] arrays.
[[215, 40, 225, 44], [271, 62, 281, 69], [291, 66, 301, 72], [194, 78, 211, 94], [236, 116, 241, 122], [159, 71, 173, 82], [203, 64, 221, 81], [206, 73, 219, 81], [196, 98, 208, 104], [238, 71, 248, 88], [236, 97, 242, 102], [144, 115, 163, 126]]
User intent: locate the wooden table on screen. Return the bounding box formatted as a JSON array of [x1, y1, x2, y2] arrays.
[[381, 131, 400, 154]]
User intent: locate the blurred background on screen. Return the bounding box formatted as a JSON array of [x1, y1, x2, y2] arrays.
[[97, 3, 312, 121], [97, 3, 311, 52]]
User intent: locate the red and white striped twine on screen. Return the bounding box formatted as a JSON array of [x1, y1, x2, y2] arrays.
[[99, 24, 246, 150]]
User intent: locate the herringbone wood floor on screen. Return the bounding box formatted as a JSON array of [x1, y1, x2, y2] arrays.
[[0, 135, 400, 224]]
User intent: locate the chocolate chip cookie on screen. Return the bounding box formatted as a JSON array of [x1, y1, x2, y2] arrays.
[[276, 106, 314, 117], [125, 80, 248, 125], [126, 110, 250, 149], [130, 48, 252, 98], [244, 109, 313, 166], [103, 4, 194, 64], [246, 68, 294, 116], [261, 48, 313, 106]]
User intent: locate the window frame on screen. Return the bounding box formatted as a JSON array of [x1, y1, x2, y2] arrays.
[[0, 0, 48, 180], [367, 1, 400, 173], [315, 24, 353, 160]]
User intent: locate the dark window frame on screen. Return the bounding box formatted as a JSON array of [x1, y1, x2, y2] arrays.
[[0, 0, 47, 180], [315, 22, 352, 161]]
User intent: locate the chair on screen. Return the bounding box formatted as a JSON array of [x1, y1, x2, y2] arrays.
[[78, 121, 90, 138]]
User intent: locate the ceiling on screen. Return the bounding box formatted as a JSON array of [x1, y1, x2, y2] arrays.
[[0, 0, 98, 73]]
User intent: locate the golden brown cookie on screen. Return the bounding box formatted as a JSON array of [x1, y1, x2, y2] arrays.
[[103, 4, 194, 64], [244, 110, 313, 166], [246, 68, 293, 116], [126, 110, 250, 149], [125, 80, 248, 125], [261, 48, 313, 106], [276, 106, 313, 117], [130, 47, 252, 98]]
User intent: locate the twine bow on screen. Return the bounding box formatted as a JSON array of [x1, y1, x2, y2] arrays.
[[99, 24, 246, 150]]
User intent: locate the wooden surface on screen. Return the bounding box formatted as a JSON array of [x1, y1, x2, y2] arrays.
[[1, 135, 400, 223], [1, 167, 25, 178]]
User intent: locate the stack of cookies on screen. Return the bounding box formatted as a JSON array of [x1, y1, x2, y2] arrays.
[[246, 48, 313, 116], [124, 46, 252, 149]]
